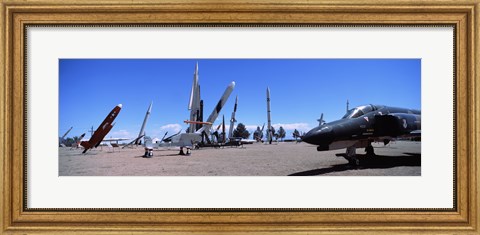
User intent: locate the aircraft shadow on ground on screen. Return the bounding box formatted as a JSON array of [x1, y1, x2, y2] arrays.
[[289, 153, 421, 176], [134, 153, 186, 158]]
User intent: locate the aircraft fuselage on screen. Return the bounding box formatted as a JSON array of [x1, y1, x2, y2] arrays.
[[302, 105, 421, 151]]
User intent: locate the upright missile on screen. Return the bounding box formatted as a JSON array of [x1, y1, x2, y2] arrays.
[[204, 81, 235, 126], [136, 101, 152, 145], [228, 96, 238, 139], [266, 87, 272, 144], [346, 99, 349, 112], [197, 99, 204, 131], [188, 62, 199, 110], [188, 62, 200, 133], [222, 115, 226, 144]]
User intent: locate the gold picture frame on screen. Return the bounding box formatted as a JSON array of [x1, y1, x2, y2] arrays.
[[1, 0, 478, 234]]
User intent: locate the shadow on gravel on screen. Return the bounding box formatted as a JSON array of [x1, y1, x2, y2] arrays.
[[134, 153, 186, 158], [288, 153, 421, 176]]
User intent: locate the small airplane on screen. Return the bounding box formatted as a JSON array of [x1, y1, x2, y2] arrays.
[[81, 104, 122, 153], [143, 63, 235, 156], [144, 82, 234, 156], [122, 102, 153, 149], [302, 104, 421, 165]]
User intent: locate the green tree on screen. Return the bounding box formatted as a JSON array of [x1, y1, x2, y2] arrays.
[[292, 129, 301, 142], [64, 137, 75, 147], [277, 126, 286, 141], [253, 126, 263, 141], [233, 123, 250, 139]]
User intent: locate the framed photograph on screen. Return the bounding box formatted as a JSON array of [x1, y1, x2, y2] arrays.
[[1, 0, 478, 234]]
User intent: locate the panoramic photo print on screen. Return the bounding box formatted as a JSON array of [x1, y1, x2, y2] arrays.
[[59, 59, 421, 176]]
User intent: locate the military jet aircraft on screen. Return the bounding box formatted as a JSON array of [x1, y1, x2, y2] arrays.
[[302, 104, 421, 165]]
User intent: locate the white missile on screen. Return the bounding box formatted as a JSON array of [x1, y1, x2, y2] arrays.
[[228, 96, 238, 139], [201, 81, 235, 133], [188, 62, 200, 133], [266, 87, 272, 144], [59, 126, 73, 147], [61, 126, 73, 139], [136, 101, 152, 144]]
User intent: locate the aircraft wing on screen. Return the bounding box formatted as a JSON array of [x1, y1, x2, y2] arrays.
[[162, 130, 182, 142], [122, 135, 145, 149], [373, 113, 421, 137], [410, 130, 421, 136], [102, 138, 129, 142]]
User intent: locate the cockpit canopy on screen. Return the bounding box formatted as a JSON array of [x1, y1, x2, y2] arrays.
[[342, 104, 383, 119]]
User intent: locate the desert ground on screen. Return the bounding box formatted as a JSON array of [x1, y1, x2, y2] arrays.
[[59, 141, 421, 176]]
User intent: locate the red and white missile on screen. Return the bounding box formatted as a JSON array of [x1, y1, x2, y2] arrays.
[[81, 104, 122, 153]]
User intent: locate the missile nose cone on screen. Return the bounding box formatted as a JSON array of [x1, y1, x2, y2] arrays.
[[117, 104, 123, 108], [229, 81, 236, 89], [147, 102, 153, 112]]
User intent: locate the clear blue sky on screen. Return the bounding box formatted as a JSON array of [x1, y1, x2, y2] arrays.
[[59, 59, 421, 140]]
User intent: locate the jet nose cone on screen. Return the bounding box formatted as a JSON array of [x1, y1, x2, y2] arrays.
[[302, 126, 334, 145]]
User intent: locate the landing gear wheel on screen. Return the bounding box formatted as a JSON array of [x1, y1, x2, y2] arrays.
[[365, 142, 375, 157], [144, 148, 153, 158], [347, 158, 361, 166]]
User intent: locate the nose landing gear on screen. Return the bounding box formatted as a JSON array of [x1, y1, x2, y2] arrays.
[[344, 146, 360, 166], [343, 141, 375, 166], [144, 147, 153, 158], [179, 147, 191, 156]]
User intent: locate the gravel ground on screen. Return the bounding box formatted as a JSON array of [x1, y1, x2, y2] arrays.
[[59, 141, 421, 176]]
